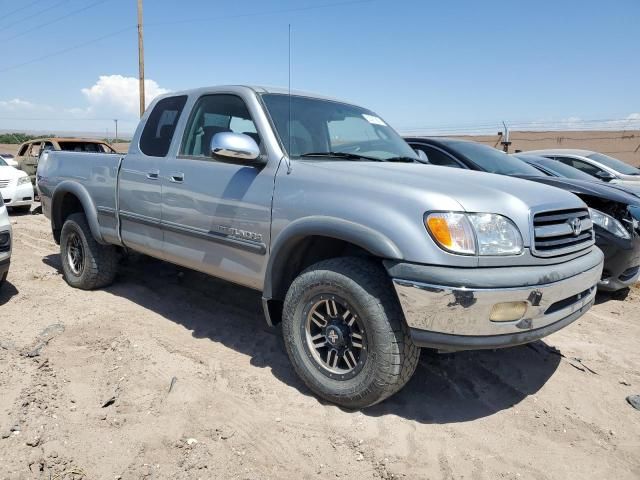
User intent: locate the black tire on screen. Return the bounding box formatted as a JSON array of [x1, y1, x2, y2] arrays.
[[282, 257, 420, 409], [60, 212, 118, 290], [11, 206, 31, 214]]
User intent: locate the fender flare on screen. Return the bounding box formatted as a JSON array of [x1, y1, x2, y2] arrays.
[[51, 181, 106, 244], [263, 216, 403, 300]]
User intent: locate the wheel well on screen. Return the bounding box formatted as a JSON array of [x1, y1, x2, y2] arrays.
[[53, 193, 85, 243], [266, 236, 376, 325]]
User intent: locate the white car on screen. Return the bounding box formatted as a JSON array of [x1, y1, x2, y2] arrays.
[[526, 149, 640, 187], [0, 156, 34, 212], [0, 197, 11, 287], [0, 154, 19, 168]]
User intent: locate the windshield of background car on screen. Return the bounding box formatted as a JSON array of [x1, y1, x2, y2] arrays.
[[447, 141, 543, 176], [261, 94, 418, 161], [587, 152, 640, 175], [520, 156, 598, 181]]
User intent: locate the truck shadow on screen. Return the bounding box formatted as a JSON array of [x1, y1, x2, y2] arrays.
[[0, 280, 19, 305], [43, 253, 561, 424]]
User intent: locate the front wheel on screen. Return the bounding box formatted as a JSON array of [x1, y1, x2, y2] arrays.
[[60, 213, 118, 290], [282, 257, 419, 409]]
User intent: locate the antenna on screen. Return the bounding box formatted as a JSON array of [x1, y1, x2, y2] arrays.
[[287, 23, 293, 173]]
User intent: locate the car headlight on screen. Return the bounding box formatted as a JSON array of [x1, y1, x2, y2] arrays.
[[425, 212, 523, 256], [0, 231, 10, 248], [589, 208, 630, 240], [17, 176, 30, 186]]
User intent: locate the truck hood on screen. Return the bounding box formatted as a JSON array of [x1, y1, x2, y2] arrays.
[[301, 161, 586, 230], [514, 175, 640, 206]]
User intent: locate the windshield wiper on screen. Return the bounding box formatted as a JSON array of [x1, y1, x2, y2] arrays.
[[299, 151, 384, 162], [384, 156, 418, 163]]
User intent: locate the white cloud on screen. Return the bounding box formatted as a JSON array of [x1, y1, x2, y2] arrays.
[[81, 75, 170, 117], [0, 98, 37, 110]]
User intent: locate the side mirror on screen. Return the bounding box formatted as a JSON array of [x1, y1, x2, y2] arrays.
[[595, 170, 615, 182], [415, 149, 429, 163], [211, 132, 262, 165]]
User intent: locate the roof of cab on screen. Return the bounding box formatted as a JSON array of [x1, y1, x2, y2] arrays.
[[156, 84, 354, 106], [21, 138, 111, 144]]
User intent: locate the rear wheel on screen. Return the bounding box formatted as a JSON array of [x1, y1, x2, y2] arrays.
[[282, 257, 419, 409], [60, 213, 118, 290]]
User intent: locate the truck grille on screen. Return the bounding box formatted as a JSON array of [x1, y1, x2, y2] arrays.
[[532, 208, 594, 257], [0, 179, 10, 188]]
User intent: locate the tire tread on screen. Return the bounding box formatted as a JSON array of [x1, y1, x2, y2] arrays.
[[282, 257, 419, 408], [60, 213, 118, 290]]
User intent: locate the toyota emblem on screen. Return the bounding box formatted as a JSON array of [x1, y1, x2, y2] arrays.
[[569, 218, 582, 236]]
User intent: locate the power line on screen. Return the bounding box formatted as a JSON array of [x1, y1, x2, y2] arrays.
[[1, 0, 111, 42], [146, 0, 376, 27], [0, 25, 136, 74], [0, 0, 70, 31], [0, 0, 378, 75], [0, 0, 49, 23]]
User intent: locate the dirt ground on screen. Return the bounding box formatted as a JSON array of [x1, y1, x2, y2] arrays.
[[0, 212, 639, 480]]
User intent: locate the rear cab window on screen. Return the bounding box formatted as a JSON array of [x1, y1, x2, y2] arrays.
[[140, 95, 188, 157]]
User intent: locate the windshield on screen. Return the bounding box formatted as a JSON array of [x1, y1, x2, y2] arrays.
[[587, 152, 640, 175], [447, 141, 543, 176], [261, 94, 417, 161], [0, 157, 7, 167], [518, 155, 598, 181]]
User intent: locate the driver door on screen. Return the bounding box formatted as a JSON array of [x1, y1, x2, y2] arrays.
[[161, 93, 274, 290]]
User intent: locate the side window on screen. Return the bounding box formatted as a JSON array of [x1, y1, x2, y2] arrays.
[[416, 145, 465, 168], [28, 142, 42, 157], [556, 157, 601, 176], [180, 94, 259, 158], [42, 142, 54, 153], [17, 144, 29, 156], [140, 95, 188, 157]]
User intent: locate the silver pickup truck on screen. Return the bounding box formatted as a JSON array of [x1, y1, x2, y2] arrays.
[[37, 85, 604, 408]]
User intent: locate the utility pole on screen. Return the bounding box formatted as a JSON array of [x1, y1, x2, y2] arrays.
[[137, 0, 145, 117], [114, 119, 118, 144]]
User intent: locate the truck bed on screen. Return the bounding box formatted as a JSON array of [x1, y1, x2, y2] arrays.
[[38, 150, 122, 243]]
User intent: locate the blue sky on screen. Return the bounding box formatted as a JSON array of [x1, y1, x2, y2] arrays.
[[0, 0, 638, 135]]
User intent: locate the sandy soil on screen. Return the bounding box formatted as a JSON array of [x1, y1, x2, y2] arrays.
[[0, 212, 639, 480]]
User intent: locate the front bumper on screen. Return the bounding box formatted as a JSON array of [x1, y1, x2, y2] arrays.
[[387, 248, 604, 351], [596, 230, 640, 291], [0, 182, 34, 208]]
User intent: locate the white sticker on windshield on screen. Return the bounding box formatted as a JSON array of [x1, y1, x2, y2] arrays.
[[362, 114, 386, 126]]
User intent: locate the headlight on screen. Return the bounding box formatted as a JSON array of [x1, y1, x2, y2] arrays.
[[589, 208, 630, 239], [425, 212, 523, 256], [17, 176, 30, 186], [0, 231, 10, 248]]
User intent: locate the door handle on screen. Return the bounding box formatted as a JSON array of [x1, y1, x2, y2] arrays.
[[146, 169, 159, 180], [169, 172, 185, 183]]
